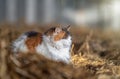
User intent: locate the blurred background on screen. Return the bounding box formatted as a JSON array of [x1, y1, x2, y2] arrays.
[[0, 0, 120, 30]]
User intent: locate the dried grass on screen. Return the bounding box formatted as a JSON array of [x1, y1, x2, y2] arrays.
[[0, 24, 120, 79]]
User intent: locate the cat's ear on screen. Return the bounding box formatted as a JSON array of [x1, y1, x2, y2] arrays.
[[55, 27, 62, 33], [66, 25, 71, 31]]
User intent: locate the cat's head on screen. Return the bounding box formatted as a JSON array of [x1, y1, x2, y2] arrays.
[[44, 25, 71, 41]]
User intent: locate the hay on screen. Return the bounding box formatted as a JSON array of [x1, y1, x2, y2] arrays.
[[0, 24, 120, 79]]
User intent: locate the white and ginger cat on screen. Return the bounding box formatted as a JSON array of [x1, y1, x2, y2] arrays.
[[12, 25, 72, 63]]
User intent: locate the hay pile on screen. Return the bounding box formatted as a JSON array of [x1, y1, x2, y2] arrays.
[[0, 24, 120, 79]]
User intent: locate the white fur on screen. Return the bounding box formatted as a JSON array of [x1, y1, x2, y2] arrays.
[[12, 34, 29, 53], [12, 34, 72, 63], [36, 35, 72, 63]]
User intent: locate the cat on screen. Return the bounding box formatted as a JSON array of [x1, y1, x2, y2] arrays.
[[12, 25, 72, 63]]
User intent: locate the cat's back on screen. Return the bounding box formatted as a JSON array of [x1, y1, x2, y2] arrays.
[[12, 31, 42, 53]]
